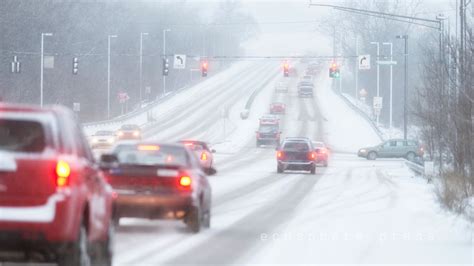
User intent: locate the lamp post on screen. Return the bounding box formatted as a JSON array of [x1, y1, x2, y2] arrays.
[[383, 42, 393, 129], [139, 32, 149, 105], [162, 29, 171, 95], [370, 41, 380, 125], [40, 33, 53, 107], [107, 35, 117, 119], [396, 35, 409, 140]]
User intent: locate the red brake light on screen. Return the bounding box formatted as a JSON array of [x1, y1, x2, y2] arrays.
[[179, 176, 192, 187], [277, 151, 283, 159], [309, 152, 316, 160], [56, 160, 71, 187], [201, 152, 208, 161]]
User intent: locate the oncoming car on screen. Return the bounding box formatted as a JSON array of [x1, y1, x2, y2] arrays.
[[116, 124, 142, 140], [101, 142, 214, 233], [90, 130, 116, 149], [358, 139, 424, 161]]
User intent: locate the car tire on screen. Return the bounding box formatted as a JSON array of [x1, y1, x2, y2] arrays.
[[310, 165, 316, 174], [186, 207, 202, 233], [406, 152, 416, 161], [58, 223, 91, 266], [367, 152, 377, 160], [202, 210, 211, 228], [277, 164, 283, 173], [91, 221, 114, 266]]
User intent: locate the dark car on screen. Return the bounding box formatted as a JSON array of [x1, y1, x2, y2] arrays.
[[312, 141, 329, 167], [101, 142, 214, 233], [0, 103, 114, 265], [276, 137, 316, 174], [358, 139, 424, 161], [256, 121, 281, 147], [298, 84, 314, 98], [116, 124, 142, 140]]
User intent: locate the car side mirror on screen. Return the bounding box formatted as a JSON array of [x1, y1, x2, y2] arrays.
[[99, 154, 118, 169], [205, 167, 217, 176]]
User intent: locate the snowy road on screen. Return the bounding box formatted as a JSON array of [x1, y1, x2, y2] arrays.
[[109, 63, 472, 265]]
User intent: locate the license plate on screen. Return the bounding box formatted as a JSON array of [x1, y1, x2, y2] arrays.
[[0, 152, 17, 172]]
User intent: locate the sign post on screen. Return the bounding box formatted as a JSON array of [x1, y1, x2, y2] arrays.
[[373, 96, 383, 124]]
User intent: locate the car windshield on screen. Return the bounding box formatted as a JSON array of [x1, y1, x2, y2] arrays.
[[120, 125, 139, 130], [0, 119, 46, 153], [114, 144, 188, 167], [283, 141, 310, 151], [259, 125, 278, 133], [95, 131, 114, 136]]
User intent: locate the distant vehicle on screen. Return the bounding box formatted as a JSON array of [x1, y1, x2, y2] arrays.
[[275, 81, 289, 93], [179, 140, 216, 171], [298, 84, 314, 98], [277, 137, 316, 174], [302, 75, 313, 81], [90, 130, 116, 149], [270, 102, 286, 114], [101, 142, 213, 233], [259, 114, 280, 126], [312, 141, 329, 167], [358, 139, 424, 161], [0, 103, 114, 265], [297, 80, 313, 87], [117, 124, 142, 140], [256, 116, 281, 147]]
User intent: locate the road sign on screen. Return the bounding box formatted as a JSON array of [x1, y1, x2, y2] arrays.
[[118, 92, 130, 103], [358, 55, 370, 70], [73, 102, 80, 112], [373, 96, 383, 110], [173, 54, 186, 69]]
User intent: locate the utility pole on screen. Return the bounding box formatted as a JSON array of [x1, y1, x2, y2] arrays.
[[383, 42, 393, 129], [396, 35, 408, 140], [40, 33, 53, 107], [355, 36, 359, 99], [370, 42, 380, 125], [107, 35, 117, 119], [162, 29, 171, 95], [139, 32, 148, 105]]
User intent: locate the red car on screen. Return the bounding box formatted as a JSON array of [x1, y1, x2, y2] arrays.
[[313, 141, 329, 167], [101, 142, 214, 233], [180, 140, 215, 172], [270, 102, 286, 114], [0, 104, 114, 265]]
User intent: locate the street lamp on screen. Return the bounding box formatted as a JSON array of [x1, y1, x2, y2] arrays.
[[163, 29, 171, 95], [139, 32, 149, 105], [383, 42, 393, 129], [107, 34, 117, 119], [40, 33, 53, 107], [370, 41, 381, 125], [396, 34, 409, 140]]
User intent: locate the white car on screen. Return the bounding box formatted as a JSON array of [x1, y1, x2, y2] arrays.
[[90, 130, 116, 149]]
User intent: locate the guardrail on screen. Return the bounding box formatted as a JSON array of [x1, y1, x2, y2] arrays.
[[334, 90, 384, 140], [240, 70, 279, 119], [405, 159, 425, 175]]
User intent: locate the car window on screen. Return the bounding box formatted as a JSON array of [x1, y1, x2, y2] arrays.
[[389, 141, 397, 147], [0, 119, 46, 153], [396, 141, 404, 147], [259, 125, 278, 133], [283, 141, 310, 151], [115, 145, 188, 167]]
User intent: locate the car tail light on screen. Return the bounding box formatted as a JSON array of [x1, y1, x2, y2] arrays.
[[308, 152, 316, 160], [179, 176, 192, 188], [201, 152, 208, 161], [256, 132, 260, 138], [56, 160, 71, 187], [277, 151, 284, 159], [320, 148, 327, 154], [138, 145, 160, 151], [133, 131, 140, 137]]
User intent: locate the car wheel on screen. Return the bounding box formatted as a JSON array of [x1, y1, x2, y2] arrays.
[[186, 207, 202, 233], [202, 210, 211, 228], [277, 163, 283, 173], [58, 223, 91, 266], [406, 152, 416, 161], [367, 151, 377, 160], [310, 165, 316, 174], [91, 220, 114, 266]]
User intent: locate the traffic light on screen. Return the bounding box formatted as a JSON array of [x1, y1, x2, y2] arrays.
[[72, 57, 78, 75], [162, 58, 169, 76], [329, 62, 340, 79], [283, 62, 289, 77], [201, 60, 208, 77]]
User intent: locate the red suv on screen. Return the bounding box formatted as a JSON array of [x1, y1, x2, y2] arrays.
[[0, 104, 114, 265]]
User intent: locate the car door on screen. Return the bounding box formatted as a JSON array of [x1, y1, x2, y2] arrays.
[[378, 141, 396, 158]]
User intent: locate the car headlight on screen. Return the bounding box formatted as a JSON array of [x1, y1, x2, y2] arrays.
[[132, 131, 140, 137], [91, 137, 99, 143], [359, 149, 367, 153], [117, 131, 124, 137], [107, 138, 115, 143]]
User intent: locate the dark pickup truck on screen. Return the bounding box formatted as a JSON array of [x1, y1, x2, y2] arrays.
[[276, 137, 316, 174]]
